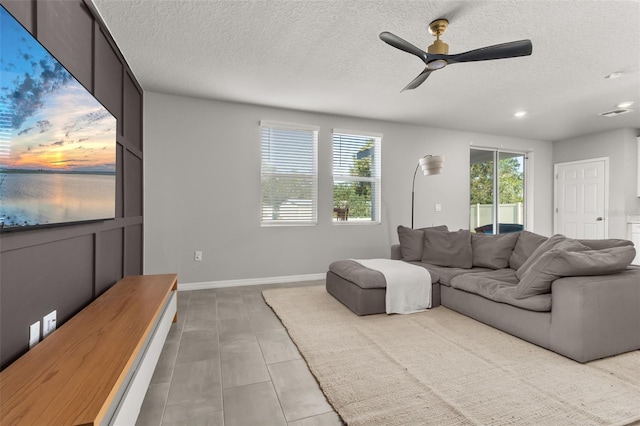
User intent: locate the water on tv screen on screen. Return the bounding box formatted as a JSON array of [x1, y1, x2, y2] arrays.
[[0, 5, 117, 231]]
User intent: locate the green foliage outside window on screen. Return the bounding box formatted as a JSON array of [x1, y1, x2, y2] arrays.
[[470, 157, 523, 205]]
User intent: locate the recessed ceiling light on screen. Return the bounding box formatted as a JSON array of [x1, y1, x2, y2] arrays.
[[605, 72, 622, 79], [617, 101, 634, 108], [514, 111, 527, 118]]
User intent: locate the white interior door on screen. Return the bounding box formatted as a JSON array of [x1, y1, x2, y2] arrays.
[[555, 159, 607, 239]]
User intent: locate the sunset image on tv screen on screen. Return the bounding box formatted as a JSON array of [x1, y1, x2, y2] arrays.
[[0, 5, 117, 230]]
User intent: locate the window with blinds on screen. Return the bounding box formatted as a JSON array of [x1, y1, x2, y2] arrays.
[[260, 121, 318, 226], [332, 129, 382, 223]]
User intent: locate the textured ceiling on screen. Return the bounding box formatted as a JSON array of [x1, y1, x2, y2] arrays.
[[91, 0, 640, 141]]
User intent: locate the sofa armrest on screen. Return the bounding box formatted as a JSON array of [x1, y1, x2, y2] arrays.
[[391, 244, 402, 260], [549, 268, 640, 363]]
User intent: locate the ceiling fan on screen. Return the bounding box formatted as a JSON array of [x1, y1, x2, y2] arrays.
[[380, 19, 532, 91]]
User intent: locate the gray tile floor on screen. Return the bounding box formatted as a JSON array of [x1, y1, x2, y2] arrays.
[[136, 280, 343, 426]]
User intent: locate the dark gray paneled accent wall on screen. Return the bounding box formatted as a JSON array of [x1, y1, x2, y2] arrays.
[[124, 224, 143, 277], [96, 228, 124, 296], [94, 24, 123, 127], [37, 0, 94, 87], [124, 73, 143, 151], [0, 0, 144, 370]]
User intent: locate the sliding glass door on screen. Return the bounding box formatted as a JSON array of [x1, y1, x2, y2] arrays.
[[470, 148, 526, 234]]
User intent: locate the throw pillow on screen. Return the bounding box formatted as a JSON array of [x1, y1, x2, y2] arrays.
[[471, 232, 519, 269], [422, 229, 473, 269], [516, 234, 590, 279], [397, 225, 448, 261], [513, 245, 636, 300], [508, 231, 548, 270]]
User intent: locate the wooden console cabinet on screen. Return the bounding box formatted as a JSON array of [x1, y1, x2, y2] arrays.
[[0, 274, 178, 425]]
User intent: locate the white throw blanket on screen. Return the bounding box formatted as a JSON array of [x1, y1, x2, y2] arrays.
[[351, 259, 432, 314]]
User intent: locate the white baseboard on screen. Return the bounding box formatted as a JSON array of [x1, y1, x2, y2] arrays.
[[178, 273, 326, 291]]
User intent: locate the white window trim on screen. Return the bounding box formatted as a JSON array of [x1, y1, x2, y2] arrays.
[[333, 128, 383, 139], [261, 120, 320, 132]]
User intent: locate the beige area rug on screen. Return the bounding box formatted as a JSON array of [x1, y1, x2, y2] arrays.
[[262, 285, 640, 426]]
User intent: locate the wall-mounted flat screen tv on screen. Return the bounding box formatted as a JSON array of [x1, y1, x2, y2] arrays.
[[0, 5, 117, 232]]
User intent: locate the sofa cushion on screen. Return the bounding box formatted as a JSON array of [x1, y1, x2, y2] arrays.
[[512, 242, 628, 300], [397, 225, 448, 261], [329, 260, 386, 289], [514, 239, 588, 299], [450, 271, 551, 312], [471, 233, 519, 269], [516, 234, 590, 280], [410, 262, 492, 286], [539, 246, 635, 277], [509, 231, 548, 270], [329, 259, 440, 289], [422, 229, 473, 268], [465, 268, 520, 284], [577, 238, 634, 250]]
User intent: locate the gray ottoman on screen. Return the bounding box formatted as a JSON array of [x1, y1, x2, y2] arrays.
[[326, 260, 440, 316]]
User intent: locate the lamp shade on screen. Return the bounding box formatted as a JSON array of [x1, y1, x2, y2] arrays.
[[419, 155, 444, 175], [411, 154, 444, 228]]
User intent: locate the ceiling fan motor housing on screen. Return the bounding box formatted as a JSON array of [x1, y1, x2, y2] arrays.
[[428, 39, 448, 55]]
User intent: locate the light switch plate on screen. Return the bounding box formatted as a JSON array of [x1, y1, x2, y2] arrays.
[[29, 322, 40, 348]]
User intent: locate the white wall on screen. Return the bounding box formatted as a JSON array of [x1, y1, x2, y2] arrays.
[[144, 92, 553, 284], [553, 128, 640, 239]]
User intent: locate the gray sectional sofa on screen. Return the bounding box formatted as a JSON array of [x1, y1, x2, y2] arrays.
[[326, 226, 640, 363]]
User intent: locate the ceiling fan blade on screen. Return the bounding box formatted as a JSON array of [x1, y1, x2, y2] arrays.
[[380, 32, 428, 63], [401, 68, 433, 92], [447, 40, 532, 63]]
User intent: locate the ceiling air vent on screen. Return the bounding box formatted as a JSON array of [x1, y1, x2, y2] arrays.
[[598, 109, 633, 117]]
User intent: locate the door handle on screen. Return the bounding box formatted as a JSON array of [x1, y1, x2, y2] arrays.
[[596, 217, 603, 221]]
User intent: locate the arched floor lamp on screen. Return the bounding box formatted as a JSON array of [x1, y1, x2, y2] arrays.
[[412, 155, 444, 228]]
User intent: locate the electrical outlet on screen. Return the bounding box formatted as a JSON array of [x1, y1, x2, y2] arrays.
[[194, 251, 203, 261], [43, 310, 57, 338], [29, 321, 40, 349], [434, 203, 442, 212]]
